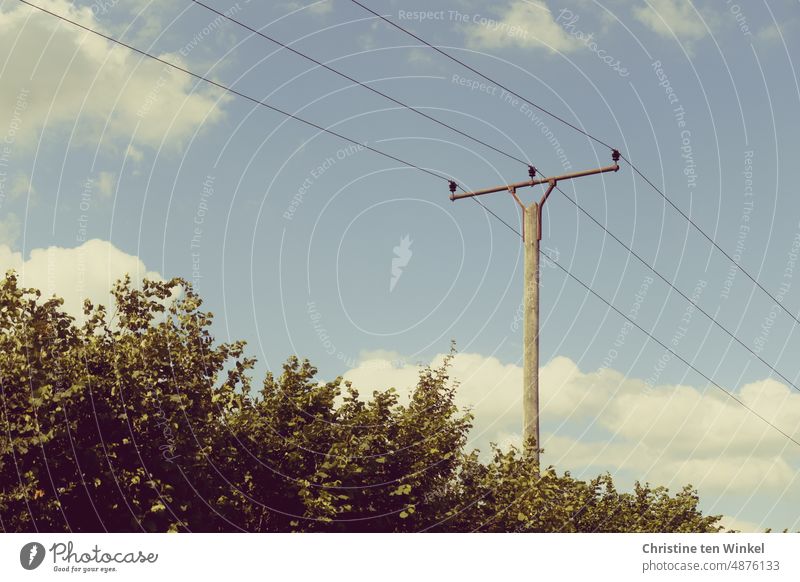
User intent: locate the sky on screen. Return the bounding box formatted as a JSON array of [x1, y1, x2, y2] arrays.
[[1, 0, 800, 532]]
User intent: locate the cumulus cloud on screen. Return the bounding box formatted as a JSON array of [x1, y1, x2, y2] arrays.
[[634, 0, 710, 42], [753, 19, 799, 45], [407, 48, 436, 67], [8, 174, 36, 202], [345, 351, 523, 441], [125, 144, 145, 163], [0, 238, 162, 319], [343, 352, 800, 497], [95, 171, 117, 199], [719, 514, 766, 533], [281, 1, 334, 16], [467, 1, 580, 53], [0, 0, 228, 151], [0, 213, 21, 246]]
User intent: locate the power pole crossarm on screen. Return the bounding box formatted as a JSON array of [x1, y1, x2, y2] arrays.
[[449, 154, 620, 201], [448, 150, 621, 468]]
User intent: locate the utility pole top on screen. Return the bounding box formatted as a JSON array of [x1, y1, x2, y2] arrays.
[[447, 151, 622, 468], [449, 150, 621, 201]]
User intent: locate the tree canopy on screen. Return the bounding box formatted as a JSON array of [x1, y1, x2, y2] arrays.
[[0, 273, 723, 532]]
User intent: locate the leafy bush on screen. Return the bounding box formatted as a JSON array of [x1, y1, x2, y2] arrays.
[[0, 273, 722, 532]]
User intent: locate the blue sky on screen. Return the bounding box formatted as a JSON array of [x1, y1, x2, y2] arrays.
[[2, 0, 800, 531]]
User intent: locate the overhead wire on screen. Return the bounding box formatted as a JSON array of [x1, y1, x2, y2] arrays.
[[349, 0, 800, 331], [191, 0, 532, 168], [19, 0, 800, 449], [195, 0, 800, 394], [546, 251, 800, 449], [18, 0, 527, 238]]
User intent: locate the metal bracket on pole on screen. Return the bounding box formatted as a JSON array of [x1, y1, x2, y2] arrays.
[[508, 186, 526, 240], [537, 180, 557, 241]]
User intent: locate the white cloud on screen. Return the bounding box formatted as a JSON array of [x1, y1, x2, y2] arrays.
[[649, 455, 796, 495], [9, 174, 36, 202], [0, 238, 162, 319], [281, 1, 334, 16], [407, 48, 436, 67], [343, 352, 800, 498], [0, 0, 228, 151], [634, 0, 710, 42], [0, 212, 21, 246], [345, 351, 523, 439], [719, 514, 765, 533], [753, 19, 800, 45], [467, 1, 580, 53], [306, 0, 334, 16], [95, 171, 116, 199], [125, 144, 145, 163], [756, 23, 781, 43]]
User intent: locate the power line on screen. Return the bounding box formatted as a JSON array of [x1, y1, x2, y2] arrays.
[[18, 0, 519, 239], [195, 2, 800, 391], [190, 0, 526, 237], [350, 0, 800, 330], [348, 0, 617, 151], [191, 0, 531, 168], [22, 0, 800, 452], [550, 183, 800, 394], [546, 251, 800, 450], [17, 0, 450, 183], [620, 158, 800, 330], [470, 197, 521, 237]]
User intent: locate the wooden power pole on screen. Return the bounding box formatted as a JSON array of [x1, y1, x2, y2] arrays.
[[449, 151, 621, 467]]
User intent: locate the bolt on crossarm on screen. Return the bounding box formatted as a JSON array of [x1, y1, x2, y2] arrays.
[[448, 151, 621, 469]]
